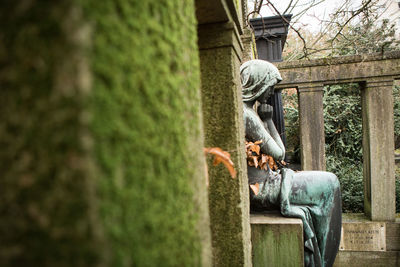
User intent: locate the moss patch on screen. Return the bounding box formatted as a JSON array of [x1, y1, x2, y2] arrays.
[[0, 0, 209, 266], [81, 0, 207, 266], [0, 1, 99, 266]]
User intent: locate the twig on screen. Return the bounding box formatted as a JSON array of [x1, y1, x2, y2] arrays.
[[331, 0, 373, 41], [265, 0, 310, 59]]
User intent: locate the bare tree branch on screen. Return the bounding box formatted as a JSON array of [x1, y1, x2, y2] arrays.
[[330, 0, 373, 41], [246, 0, 396, 60], [283, 0, 295, 14], [264, 0, 311, 59]]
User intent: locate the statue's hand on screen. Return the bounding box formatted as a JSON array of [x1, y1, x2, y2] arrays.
[[258, 103, 273, 121]]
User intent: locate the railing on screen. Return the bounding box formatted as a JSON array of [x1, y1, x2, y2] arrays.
[[275, 51, 400, 221]]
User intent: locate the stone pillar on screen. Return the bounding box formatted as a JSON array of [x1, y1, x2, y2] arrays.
[[0, 1, 212, 265], [298, 84, 326, 171], [198, 21, 252, 267], [241, 27, 256, 62], [361, 79, 396, 221]]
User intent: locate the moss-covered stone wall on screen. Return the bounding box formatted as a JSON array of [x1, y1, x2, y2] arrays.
[[0, 0, 210, 266], [198, 22, 251, 266]]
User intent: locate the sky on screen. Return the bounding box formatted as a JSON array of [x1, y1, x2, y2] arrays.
[[253, 0, 364, 32]]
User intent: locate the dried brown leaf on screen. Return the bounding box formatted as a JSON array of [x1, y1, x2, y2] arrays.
[[245, 141, 279, 171], [204, 147, 237, 178], [251, 156, 259, 168], [250, 183, 260, 195], [259, 154, 268, 169], [268, 156, 277, 170], [249, 144, 260, 155]]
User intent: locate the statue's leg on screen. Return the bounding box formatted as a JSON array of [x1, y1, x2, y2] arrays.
[[289, 171, 342, 267]]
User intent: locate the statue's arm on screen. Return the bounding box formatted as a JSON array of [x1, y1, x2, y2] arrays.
[[262, 119, 286, 156], [244, 107, 285, 161], [258, 104, 285, 157]]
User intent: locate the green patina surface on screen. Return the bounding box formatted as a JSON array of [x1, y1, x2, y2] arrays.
[[251, 224, 304, 267], [0, 0, 209, 266]]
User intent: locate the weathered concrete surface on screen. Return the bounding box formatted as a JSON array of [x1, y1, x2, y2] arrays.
[[198, 22, 243, 58], [298, 84, 326, 170], [195, 0, 243, 33], [275, 51, 400, 88], [241, 28, 256, 63], [334, 251, 400, 267], [387, 221, 400, 251], [362, 79, 396, 221], [251, 213, 304, 267], [198, 18, 252, 267], [195, 0, 229, 25]]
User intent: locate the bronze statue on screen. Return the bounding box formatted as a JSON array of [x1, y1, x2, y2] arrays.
[[241, 60, 342, 267]]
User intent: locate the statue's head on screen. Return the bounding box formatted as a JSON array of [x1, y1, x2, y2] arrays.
[[240, 60, 282, 102]]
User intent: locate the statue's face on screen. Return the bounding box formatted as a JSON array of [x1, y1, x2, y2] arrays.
[[258, 86, 274, 103]]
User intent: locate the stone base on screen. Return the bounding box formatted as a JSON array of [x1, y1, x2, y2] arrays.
[[333, 251, 400, 267], [333, 214, 400, 267], [251, 213, 304, 267]]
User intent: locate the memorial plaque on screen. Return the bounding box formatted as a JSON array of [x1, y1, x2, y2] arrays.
[[339, 222, 386, 251]]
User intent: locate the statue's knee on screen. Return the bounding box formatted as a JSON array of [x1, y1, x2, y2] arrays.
[[321, 171, 340, 188], [329, 173, 340, 189]]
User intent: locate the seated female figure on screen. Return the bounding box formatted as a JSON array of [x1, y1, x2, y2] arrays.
[[241, 60, 342, 267]]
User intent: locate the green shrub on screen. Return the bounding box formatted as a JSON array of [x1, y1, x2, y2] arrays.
[[323, 84, 365, 212], [326, 155, 364, 212], [323, 84, 363, 160], [282, 89, 300, 162], [283, 83, 400, 213]]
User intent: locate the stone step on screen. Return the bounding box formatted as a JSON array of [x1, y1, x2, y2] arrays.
[[333, 251, 400, 267], [251, 213, 304, 267]]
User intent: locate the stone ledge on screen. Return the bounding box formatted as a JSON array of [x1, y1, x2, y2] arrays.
[[276, 50, 400, 69], [274, 51, 400, 88], [333, 251, 400, 267], [250, 212, 303, 225], [251, 213, 304, 267], [198, 21, 243, 59]]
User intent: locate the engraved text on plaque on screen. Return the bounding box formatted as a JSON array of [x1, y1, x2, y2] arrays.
[[339, 222, 386, 251]]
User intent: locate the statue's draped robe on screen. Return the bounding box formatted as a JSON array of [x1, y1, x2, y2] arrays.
[[245, 106, 342, 267]]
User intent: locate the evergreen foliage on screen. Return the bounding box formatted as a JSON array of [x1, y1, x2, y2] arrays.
[[327, 10, 400, 56], [323, 84, 364, 213], [283, 84, 400, 213], [282, 89, 300, 162]]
